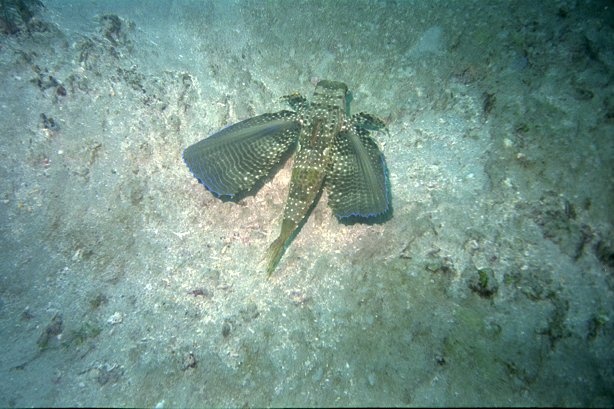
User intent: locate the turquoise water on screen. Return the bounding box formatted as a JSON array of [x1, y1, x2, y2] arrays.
[[1, 0, 612, 406]]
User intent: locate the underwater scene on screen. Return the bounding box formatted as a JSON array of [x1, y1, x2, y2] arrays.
[[0, 0, 612, 407]]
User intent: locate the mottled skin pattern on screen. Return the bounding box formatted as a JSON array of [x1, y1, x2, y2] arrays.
[[266, 81, 348, 273], [183, 80, 390, 275]]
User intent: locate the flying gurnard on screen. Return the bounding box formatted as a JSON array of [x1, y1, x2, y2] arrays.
[[183, 80, 390, 275]]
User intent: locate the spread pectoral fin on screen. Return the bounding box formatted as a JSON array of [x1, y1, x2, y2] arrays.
[[326, 127, 390, 218], [183, 110, 300, 197]]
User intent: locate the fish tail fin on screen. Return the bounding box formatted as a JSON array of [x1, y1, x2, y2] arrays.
[[265, 219, 296, 276], [265, 236, 286, 276]]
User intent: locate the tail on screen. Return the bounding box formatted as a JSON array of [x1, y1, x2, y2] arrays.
[[265, 236, 286, 276], [265, 219, 296, 275]]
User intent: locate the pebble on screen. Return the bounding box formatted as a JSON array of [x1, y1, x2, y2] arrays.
[[107, 312, 123, 325]]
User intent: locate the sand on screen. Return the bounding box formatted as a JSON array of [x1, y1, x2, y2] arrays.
[[0, 0, 612, 406]]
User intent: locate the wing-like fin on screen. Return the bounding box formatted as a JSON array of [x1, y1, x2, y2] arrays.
[[183, 111, 300, 197], [351, 112, 386, 131], [281, 93, 308, 111], [326, 127, 389, 218]]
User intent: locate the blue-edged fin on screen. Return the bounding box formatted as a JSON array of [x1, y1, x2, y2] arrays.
[[326, 127, 389, 218], [183, 110, 300, 197]]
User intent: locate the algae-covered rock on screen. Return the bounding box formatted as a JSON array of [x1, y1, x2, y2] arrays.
[[468, 267, 498, 298]]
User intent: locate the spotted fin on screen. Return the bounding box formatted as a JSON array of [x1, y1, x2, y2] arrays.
[[183, 111, 300, 197], [326, 127, 389, 218]]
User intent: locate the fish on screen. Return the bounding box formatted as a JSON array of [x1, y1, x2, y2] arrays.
[[183, 80, 390, 275]]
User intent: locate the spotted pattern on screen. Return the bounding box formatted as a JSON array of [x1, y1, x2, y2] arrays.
[[183, 80, 390, 274], [183, 111, 299, 196], [327, 127, 389, 217]]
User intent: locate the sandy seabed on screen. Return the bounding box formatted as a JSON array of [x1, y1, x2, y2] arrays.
[[0, 0, 613, 407]]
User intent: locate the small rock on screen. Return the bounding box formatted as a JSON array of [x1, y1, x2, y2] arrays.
[[107, 312, 123, 325], [37, 313, 63, 349], [221, 320, 231, 337], [468, 268, 498, 298], [182, 352, 197, 370]]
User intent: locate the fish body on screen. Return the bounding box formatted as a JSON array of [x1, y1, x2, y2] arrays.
[[183, 80, 390, 274]]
